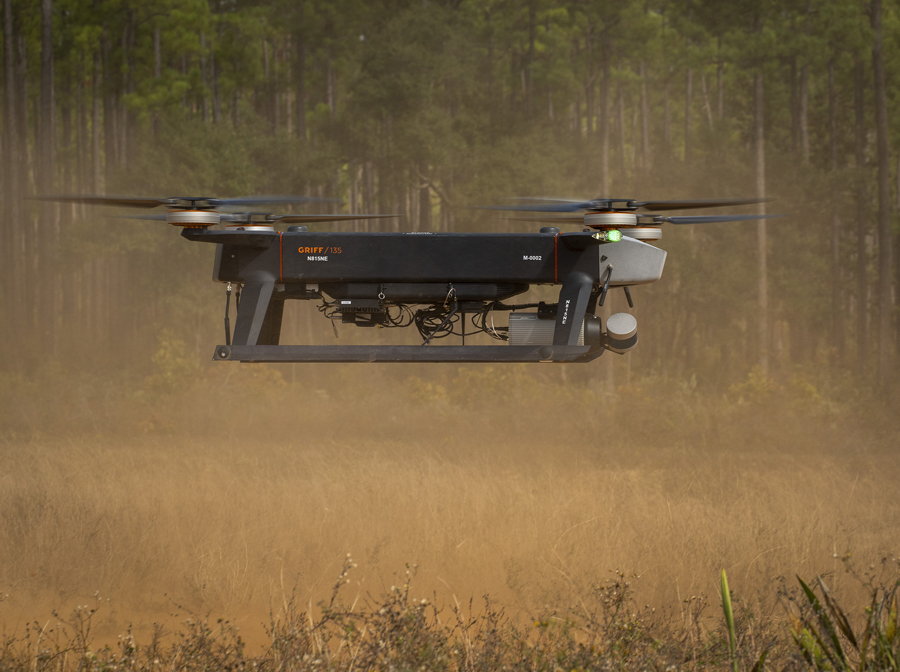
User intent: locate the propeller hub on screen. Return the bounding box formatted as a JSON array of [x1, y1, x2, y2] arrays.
[[223, 213, 277, 230], [166, 210, 220, 228], [584, 212, 637, 228], [224, 225, 276, 231]]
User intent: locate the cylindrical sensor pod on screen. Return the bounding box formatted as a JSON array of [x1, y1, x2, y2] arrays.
[[508, 313, 603, 346], [605, 313, 638, 353]]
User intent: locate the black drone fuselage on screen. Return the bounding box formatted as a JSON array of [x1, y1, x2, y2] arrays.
[[183, 228, 667, 363]]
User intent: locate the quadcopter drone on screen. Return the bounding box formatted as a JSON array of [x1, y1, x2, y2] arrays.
[[42, 194, 774, 363]]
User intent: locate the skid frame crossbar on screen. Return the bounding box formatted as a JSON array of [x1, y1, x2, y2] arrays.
[[213, 344, 603, 363]]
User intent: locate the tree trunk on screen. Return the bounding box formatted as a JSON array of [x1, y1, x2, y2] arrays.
[[755, 69, 768, 375], [296, 29, 306, 140], [39, 0, 54, 195], [102, 33, 117, 188], [212, 48, 221, 123], [640, 59, 650, 169], [525, 0, 534, 115], [200, 32, 210, 122], [700, 70, 713, 130], [326, 55, 335, 116], [39, 0, 56, 352], [60, 79, 75, 337], [152, 26, 161, 135], [3, 0, 16, 199], [575, 90, 583, 136], [684, 59, 692, 164], [286, 88, 293, 136], [790, 57, 799, 154], [363, 160, 375, 221], [854, 57, 868, 374], [829, 59, 844, 364], [585, 42, 594, 133], [799, 63, 810, 164], [350, 163, 360, 217], [121, 15, 136, 169], [599, 44, 610, 195], [76, 58, 86, 193], [717, 36, 724, 120], [119, 95, 128, 168], [3, 0, 17, 207], [418, 162, 431, 231], [832, 211, 844, 364], [153, 26, 161, 78], [630, 104, 638, 168], [60, 78, 72, 207], [16, 36, 30, 194], [3, 0, 21, 342], [870, 0, 893, 381], [616, 84, 625, 169], [486, 10, 494, 101], [92, 51, 103, 193], [181, 53, 187, 112], [663, 80, 671, 152], [273, 47, 281, 133], [129, 14, 136, 156]]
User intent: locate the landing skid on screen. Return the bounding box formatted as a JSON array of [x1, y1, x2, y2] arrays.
[[213, 344, 604, 363]]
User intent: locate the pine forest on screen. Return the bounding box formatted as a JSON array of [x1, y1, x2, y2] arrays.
[[2, 0, 900, 386]]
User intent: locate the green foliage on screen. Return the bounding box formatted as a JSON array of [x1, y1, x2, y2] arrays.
[[728, 366, 783, 405], [721, 569, 739, 672], [785, 558, 900, 672], [3, 562, 897, 671], [144, 329, 201, 395]]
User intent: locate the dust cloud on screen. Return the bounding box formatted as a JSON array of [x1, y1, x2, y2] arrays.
[[3, 0, 899, 659], [1, 366, 897, 648]]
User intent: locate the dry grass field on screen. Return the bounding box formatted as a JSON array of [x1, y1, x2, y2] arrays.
[[1, 362, 898, 666]]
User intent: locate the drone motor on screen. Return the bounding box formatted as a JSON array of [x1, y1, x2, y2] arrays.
[[584, 212, 637, 227], [166, 210, 220, 227], [487, 196, 780, 244], [581, 213, 661, 241]]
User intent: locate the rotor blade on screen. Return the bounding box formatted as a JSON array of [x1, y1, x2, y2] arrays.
[[120, 213, 171, 221], [34, 194, 169, 208], [635, 198, 772, 212], [511, 197, 635, 203], [217, 195, 338, 208], [475, 202, 593, 213], [505, 216, 586, 224], [476, 196, 642, 213], [660, 213, 784, 225], [273, 214, 399, 224], [511, 197, 593, 204]]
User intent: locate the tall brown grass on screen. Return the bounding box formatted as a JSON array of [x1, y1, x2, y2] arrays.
[[1, 362, 897, 651]]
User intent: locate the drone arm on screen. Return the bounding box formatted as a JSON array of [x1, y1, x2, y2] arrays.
[[559, 231, 605, 251], [553, 272, 594, 346], [181, 228, 277, 249], [231, 278, 284, 346]]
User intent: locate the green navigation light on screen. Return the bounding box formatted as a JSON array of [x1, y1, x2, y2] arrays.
[[607, 229, 623, 242]]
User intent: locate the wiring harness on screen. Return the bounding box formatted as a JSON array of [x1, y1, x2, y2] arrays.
[[318, 299, 553, 343]]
